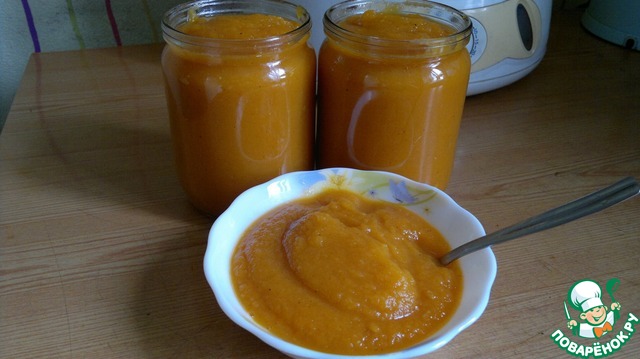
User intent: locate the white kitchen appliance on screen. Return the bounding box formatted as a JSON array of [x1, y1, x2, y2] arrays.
[[439, 0, 553, 95], [293, 0, 553, 96]]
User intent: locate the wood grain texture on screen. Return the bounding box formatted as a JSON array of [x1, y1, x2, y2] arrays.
[[1, 6, 639, 359]]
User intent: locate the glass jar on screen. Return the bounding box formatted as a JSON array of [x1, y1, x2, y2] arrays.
[[316, 0, 472, 189], [161, 0, 316, 216]]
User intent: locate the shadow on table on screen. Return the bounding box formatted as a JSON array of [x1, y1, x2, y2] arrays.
[[7, 79, 196, 221], [131, 227, 287, 358]]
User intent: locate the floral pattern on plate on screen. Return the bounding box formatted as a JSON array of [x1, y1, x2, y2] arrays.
[[308, 168, 437, 208]]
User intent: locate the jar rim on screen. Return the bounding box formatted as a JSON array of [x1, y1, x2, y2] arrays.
[[162, 0, 311, 50], [323, 0, 472, 55]]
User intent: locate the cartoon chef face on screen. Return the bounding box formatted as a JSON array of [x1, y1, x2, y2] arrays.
[[580, 305, 608, 326], [570, 280, 607, 325]]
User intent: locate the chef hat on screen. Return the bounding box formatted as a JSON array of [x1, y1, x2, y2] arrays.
[[570, 280, 603, 312]]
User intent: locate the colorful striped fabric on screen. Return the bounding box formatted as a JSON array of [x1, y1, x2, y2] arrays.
[[18, 0, 182, 53], [1, 0, 183, 128], [20, 0, 40, 52]]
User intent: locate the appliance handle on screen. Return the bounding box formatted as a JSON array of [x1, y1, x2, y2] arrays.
[[463, 0, 542, 72]]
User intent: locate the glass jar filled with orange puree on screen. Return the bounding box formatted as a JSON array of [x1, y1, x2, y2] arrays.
[[161, 0, 316, 215], [317, 0, 472, 189]]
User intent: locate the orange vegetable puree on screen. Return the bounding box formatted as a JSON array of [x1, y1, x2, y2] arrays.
[[232, 189, 462, 355], [317, 10, 470, 189], [179, 13, 298, 39], [339, 9, 454, 40], [162, 13, 315, 215]]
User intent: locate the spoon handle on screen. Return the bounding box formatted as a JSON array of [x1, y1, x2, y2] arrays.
[[440, 177, 640, 266]]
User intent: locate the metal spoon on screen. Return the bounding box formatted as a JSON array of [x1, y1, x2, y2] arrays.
[[440, 176, 640, 266]]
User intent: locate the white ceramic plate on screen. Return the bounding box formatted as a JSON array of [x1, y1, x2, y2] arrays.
[[204, 168, 497, 358]]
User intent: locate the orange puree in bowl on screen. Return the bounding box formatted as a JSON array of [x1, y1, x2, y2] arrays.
[[232, 189, 462, 355], [162, 12, 315, 215], [317, 9, 470, 189]]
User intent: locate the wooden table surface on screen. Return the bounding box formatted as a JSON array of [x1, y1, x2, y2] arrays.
[[1, 6, 639, 359]]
